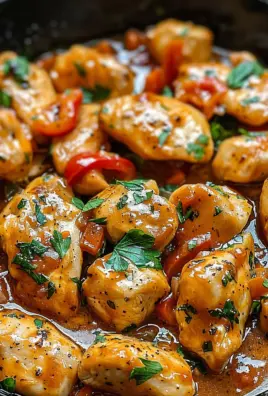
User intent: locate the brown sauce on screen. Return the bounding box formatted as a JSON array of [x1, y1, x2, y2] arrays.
[[0, 39, 268, 396]]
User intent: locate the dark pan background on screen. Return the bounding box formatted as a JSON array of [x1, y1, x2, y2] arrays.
[[0, 0, 268, 62], [0, 0, 268, 395]]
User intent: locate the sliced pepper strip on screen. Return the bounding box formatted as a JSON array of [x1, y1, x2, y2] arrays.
[[32, 89, 82, 136], [65, 152, 136, 186], [163, 39, 184, 86]]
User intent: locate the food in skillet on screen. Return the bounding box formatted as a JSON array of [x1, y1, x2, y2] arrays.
[[0, 15, 267, 396]]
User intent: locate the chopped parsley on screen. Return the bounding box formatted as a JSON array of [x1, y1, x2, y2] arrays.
[[71, 277, 83, 291], [240, 95, 260, 106], [0, 377, 16, 392], [72, 197, 105, 212], [17, 198, 27, 210], [214, 206, 223, 216], [34, 201, 47, 226], [158, 126, 171, 147], [227, 61, 264, 89], [3, 56, 29, 85], [116, 194, 128, 209], [188, 239, 198, 251], [129, 358, 163, 385], [177, 304, 197, 324], [34, 318, 43, 329], [73, 62, 86, 77], [93, 330, 106, 344], [71, 197, 85, 210], [116, 179, 153, 208], [222, 271, 235, 287], [263, 279, 268, 288], [176, 201, 198, 224], [187, 134, 209, 160], [50, 230, 71, 259], [81, 85, 111, 104], [209, 300, 239, 328], [47, 281, 56, 299], [206, 182, 229, 197], [88, 217, 107, 225], [0, 90, 11, 107], [162, 86, 173, 97], [105, 229, 162, 272]]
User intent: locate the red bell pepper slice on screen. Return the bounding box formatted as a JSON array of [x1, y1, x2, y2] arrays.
[[181, 77, 227, 119], [80, 222, 104, 256], [65, 152, 136, 186], [155, 293, 177, 326], [163, 39, 184, 86], [32, 89, 83, 136], [144, 67, 165, 94]]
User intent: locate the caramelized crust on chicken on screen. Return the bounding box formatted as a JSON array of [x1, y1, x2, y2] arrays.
[[100, 93, 213, 162], [260, 179, 268, 244], [146, 19, 213, 64], [83, 253, 170, 331], [176, 234, 253, 371], [50, 45, 134, 96], [79, 334, 195, 396], [0, 175, 82, 319], [52, 104, 109, 195], [213, 135, 268, 183], [0, 309, 81, 396], [0, 52, 56, 127], [169, 183, 252, 245], [0, 109, 32, 181], [91, 180, 178, 250]]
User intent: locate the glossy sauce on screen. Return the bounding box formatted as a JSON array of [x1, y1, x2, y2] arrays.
[[0, 40, 268, 396]]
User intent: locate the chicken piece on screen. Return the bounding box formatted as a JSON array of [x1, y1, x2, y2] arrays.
[[176, 233, 253, 371], [52, 103, 109, 195], [99, 93, 213, 162], [0, 51, 56, 126], [213, 134, 268, 183], [91, 179, 178, 250], [146, 19, 213, 64], [223, 72, 268, 126], [229, 51, 256, 67], [83, 253, 170, 331], [260, 179, 268, 244], [169, 183, 252, 245], [0, 109, 32, 181], [0, 175, 82, 320], [79, 334, 194, 396], [0, 309, 81, 396], [50, 45, 134, 96]]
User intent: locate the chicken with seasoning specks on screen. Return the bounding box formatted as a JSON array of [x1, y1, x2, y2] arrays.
[[99, 93, 214, 162], [78, 334, 195, 396], [176, 233, 253, 371], [0, 175, 82, 320], [0, 309, 82, 396]]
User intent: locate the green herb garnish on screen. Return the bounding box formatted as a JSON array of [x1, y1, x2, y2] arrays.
[[130, 358, 163, 385]]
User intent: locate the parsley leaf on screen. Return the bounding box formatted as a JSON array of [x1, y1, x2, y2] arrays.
[[240, 95, 260, 106], [105, 229, 162, 272], [16, 240, 48, 259], [71, 197, 85, 210], [227, 61, 264, 89], [162, 86, 173, 97], [88, 217, 107, 224], [117, 194, 128, 209], [209, 300, 239, 328], [187, 134, 209, 160], [116, 179, 146, 191], [34, 201, 47, 226], [47, 281, 56, 299], [176, 201, 198, 224], [0, 90, 12, 107], [177, 304, 197, 324], [93, 330, 106, 344], [222, 270, 235, 287], [130, 358, 163, 385], [3, 56, 29, 85], [83, 198, 105, 212], [188, 239, 198, 251], [158, 126, 171, 147], [73, 62, 86, 77], [71, 277, 83, 291], [0, 377, 16, 392], [17, 198, 27, 210], [34, 318, 43, 329], [116, 179, 153, 207], [50, 230, 71, 259], [263, 279, 268, 288], [81, 85, 111, 104], [214, 206, 223, 216]]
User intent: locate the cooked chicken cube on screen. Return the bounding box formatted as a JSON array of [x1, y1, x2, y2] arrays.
[[213, 134, 268, 183], [0, 175, 83, 320], [50, 45, 134, 96], [99, 93, 214, 162], [79, 334, 194, 396], [176, 233, 253, 371], [146, 19, 213, 64], [91, 179, 178, 250], [0, 109, 32, 181], [169, 183, 251, 245], [52, 103, 109, 195], [260, 178, 268, 243], [83, 253, 170, 331], [0, 52, 56, 126], [0, 309, 81, 396]]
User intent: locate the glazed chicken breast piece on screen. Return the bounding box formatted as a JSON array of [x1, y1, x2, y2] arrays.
[[0, 309, 81, 396], [79, 334, 195, 396], [164, 183, 252, 278], [176, 233, 253, 372], [0, 175, 83, 320], [83, 253, 170, 331], [213, 134, 268, 183], [90, 179, 178, 251], [99, 93, 214, 162], [50, 45, 134, 96], [260, 179, 268, 244], [0, 51, 56, 127], [146, 19, 213, 64], [0, 108, 32, 181], [52, 103, 110, 195]]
